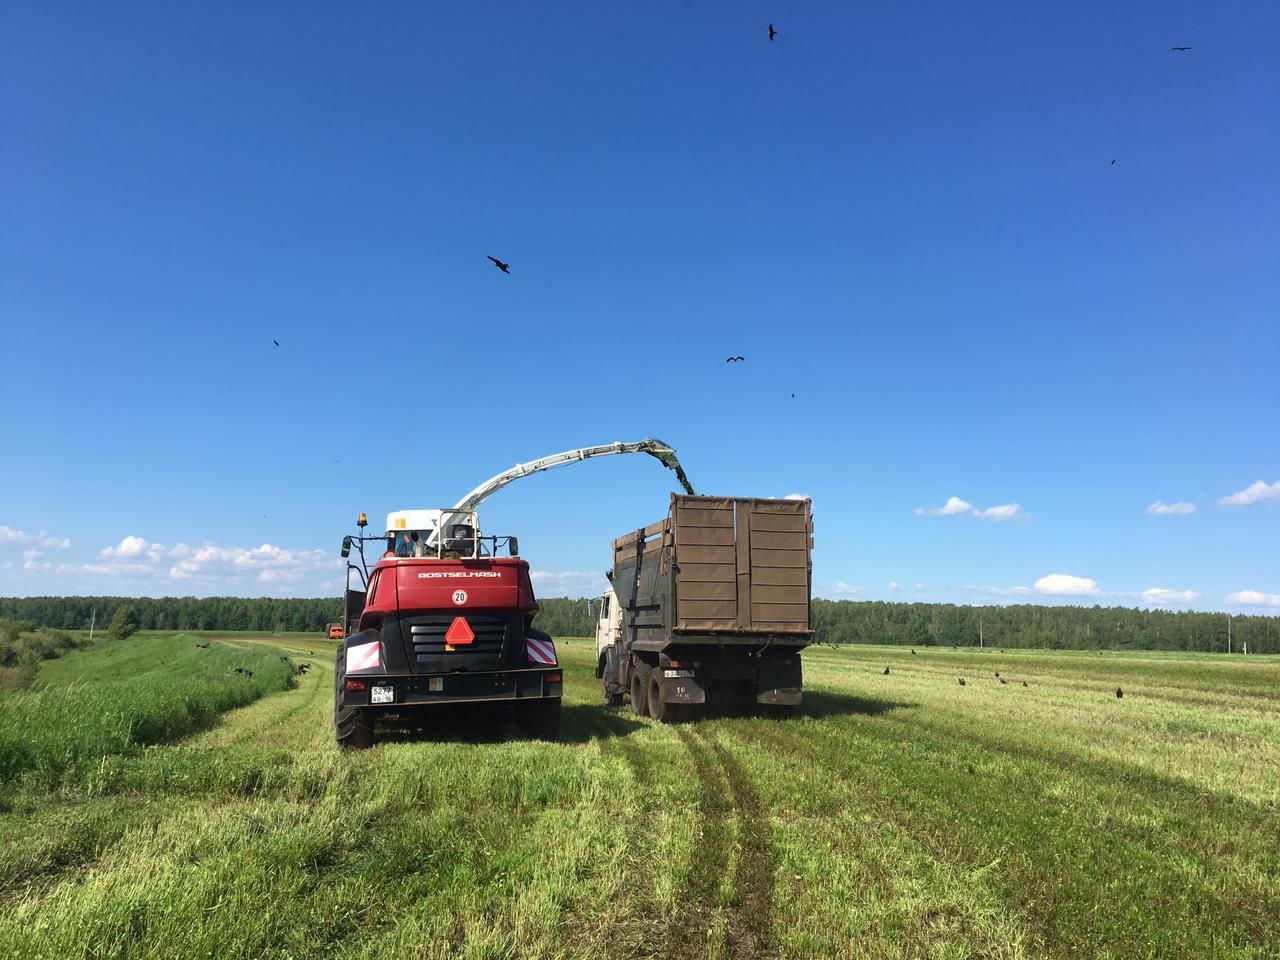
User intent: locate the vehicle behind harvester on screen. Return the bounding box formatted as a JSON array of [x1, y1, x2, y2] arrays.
[[596, 494, 813, 721]]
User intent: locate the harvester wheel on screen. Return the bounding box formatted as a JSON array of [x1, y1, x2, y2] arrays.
[[630, 662, 651, 717], [520, 698, 562, 741], [334, 647, 375, 750], [602, 647, 624, 708]]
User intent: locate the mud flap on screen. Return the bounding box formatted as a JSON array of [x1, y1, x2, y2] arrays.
[[659, 669, 706, 705], [756, 656, 803, 705]]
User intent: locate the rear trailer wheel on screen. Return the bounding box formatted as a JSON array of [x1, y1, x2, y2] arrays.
[[521, 698, 561, 741], [334, 648, 375, 750], [630, 663, 651, 717], [647, 668, 682, 724]]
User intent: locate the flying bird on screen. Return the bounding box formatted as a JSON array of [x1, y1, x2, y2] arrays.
[[1171, 46, 1191, 52], [883, 667, 890, 675], [726, 355, 745, 363], [487, 255, 511, 274], [1111, 160, 1116, 165], [769, 24, 777, 42], [1116, 687, 1124, 699], [273, 340, 279, 346]]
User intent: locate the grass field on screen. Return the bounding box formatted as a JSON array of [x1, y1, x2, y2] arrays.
[[1, 636, 1277, 959]]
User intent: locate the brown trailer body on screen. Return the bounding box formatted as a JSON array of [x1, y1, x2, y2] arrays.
[[603, 495, 813, 721]]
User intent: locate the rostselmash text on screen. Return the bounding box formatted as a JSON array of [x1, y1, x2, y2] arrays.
[[416, 571, 503, 579]]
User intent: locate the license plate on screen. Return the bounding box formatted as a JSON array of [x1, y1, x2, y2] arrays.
[[428, 677, 444, 692], [370, 685, 394, 704], [664, 669, 695, 678]]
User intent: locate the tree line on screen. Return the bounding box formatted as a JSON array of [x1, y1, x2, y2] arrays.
[[1, 596, 1277, 653]]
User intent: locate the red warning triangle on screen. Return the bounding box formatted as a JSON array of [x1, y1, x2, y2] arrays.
[[445, 616, 475, 646]]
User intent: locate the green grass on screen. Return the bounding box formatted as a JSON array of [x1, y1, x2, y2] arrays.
[[0, 638, 1277, 959]]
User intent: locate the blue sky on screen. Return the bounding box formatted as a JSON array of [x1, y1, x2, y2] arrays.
[[2, 1, 1277, 611]]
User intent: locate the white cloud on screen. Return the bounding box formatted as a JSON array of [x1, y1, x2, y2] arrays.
[[1, 525, 72, 549], [916, 496, 973, 517], [1034, 573, 1100, 597], [915, 583, 926, 592], [1225, 589, 1280, 607], [973, 503, 1026, 521], [1141, 587, 1200, 606], [1147, 501, 1195, 516], [888, 581, 901, 591], [23, 559, 52, 572], [101, 535, 150, 559], [168, 543, 338, 582], [916, 497, 1028, 521], [529, 570, 607, 598], [1220, 480, 1280, 507], [783, 493, 809, 501]]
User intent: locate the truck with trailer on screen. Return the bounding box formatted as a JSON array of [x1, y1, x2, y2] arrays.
[[333, 439, 695, 748], [595, 494, 814, 722]]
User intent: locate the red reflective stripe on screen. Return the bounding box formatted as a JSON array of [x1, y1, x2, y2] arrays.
[[526, 637, 556, 664]]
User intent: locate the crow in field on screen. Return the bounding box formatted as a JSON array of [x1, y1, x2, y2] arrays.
[[487, 255, 511, 274], [1022, 681, 1028, 687], [999, 678, 1007, 685], [246, 670, 254, 679], [1116, 687, 1124, 699], [726, 356, 745, 363], [994, 671, 1000, 677], [234, 667, 244, 673], [1171, 46, 1191, 52], [883, 667, 890, 675], [195, 642, 209, 649], [910, 649, 916, 655], [769, 24, 777, 42], [958, 678, 966, 686]]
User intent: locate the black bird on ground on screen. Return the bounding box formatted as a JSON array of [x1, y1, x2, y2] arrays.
[[1116, 687, 1124, 699], [883, 667, 890, 675], [910, 649, 916, 655], [769, 23, 777, 41], [1022, 681, 1028, 687], [994, 671, 1000, 677], [487, 255, 511, 274], [234, 667, 244, 674], [1171, 46, 1191, 51], [726, 355, 745, 363], [958, 678, 966, 686], [999, 678, 1007, 685], [195, 642, 209, 649]]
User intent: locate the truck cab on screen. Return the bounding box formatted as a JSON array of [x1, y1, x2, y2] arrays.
[[593, 586, 624, 705]]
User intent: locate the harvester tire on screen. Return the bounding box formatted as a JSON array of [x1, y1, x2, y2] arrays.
[[334, 647, 375, 750], [630, 662, 651, 717], [602, 647, 624, 708]]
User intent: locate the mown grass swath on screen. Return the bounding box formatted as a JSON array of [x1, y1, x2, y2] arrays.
[[0, 633, 294, 793], [0, 636, 1276, 958]]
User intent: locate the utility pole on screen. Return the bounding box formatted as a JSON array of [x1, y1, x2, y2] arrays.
[[979, 615, 984, 649], [88, 608, 96, 643], [1227, 614, 1232, 655]]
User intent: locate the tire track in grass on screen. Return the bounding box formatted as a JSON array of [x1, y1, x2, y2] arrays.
[[662, 726, 776, 960]]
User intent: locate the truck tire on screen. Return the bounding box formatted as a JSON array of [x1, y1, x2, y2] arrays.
[[520, 698, 561, 741], [630, 662, 651, 717], [647, 668, 683, 724], [334, 647, 375, 750], [602, 647, 624, 708]]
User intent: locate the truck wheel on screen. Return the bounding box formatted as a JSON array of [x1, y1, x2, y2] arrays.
[[602, 648, 624, 708], [520, 699, 561, 741], [647, 669, 683, 724], [334, 648, 375, 749], [630, 662, 651, 717]]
